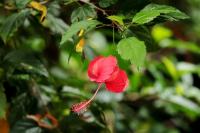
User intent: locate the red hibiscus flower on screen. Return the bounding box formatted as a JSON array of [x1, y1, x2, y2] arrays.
[[71, 56, 128, 114]]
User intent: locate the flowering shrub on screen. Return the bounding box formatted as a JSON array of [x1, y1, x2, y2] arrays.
[[1, 0, 200, 133]]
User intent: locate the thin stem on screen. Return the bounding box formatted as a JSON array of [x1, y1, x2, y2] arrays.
[[113, 24, 115, 45], [78, 0, 123, 31], [86, 83, 103, 104], [71, 83, 103, 113]]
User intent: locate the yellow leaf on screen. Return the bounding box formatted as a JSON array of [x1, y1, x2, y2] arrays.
[[78, 29, 84, 37], [87, 17, 93, 20], [29, 1, 47, 22], [76, 38, 85, 53]]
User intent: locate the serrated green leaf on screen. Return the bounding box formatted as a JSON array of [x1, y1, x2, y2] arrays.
[[117, 37, 146, 68], [107, 15, 125, 26], [14, 0, 31, 9], [99, 0, 118, 8], [71, 4, 97, 23], [132, 4, 189, 24], [60, 20, 101, 45], [128, 26, 158, 52], [0, 9, 30, 42], [0, 85, 7, 118]]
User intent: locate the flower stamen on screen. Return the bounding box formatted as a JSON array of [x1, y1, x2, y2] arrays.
[[71, 83, 102, 114]]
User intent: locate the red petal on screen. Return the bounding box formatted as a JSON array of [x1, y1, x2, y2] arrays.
[[88, 56, 117, 82], [105, 67, 120, 82], [88, 56, 103, 81], [105, 69, 128, 93]]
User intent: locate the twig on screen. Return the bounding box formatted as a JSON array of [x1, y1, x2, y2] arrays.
[[79, 0, 124, 31]]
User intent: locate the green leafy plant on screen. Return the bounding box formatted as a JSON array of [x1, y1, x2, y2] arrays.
[[1, 0, 200, 133]]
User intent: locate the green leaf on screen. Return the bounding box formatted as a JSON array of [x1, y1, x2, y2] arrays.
[[60, 20, 101, 45], [0, 9, 30, 42], [117, 37, 146, 68], [162, 57, 178, 80], [132, 4, 189, 24], [0, 85, 7, 118], [14, 0, 31, 9], [160, 39, 200, 55], [165, 95, 200, 117], [99, 0, 118, 8], [185, 87, 200, 103], [177, 62, 200, 74], [107, 15, 125, 26], [43, 14, 68, 34], [62, 86, 90, 98], [11, 119, 42, 133], [4, 50, 49, 77], [128, 26, 158, 52], [71, 4, 97, 23]]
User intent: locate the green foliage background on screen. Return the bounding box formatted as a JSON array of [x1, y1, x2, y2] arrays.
[[0, 0, 200, 133]]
